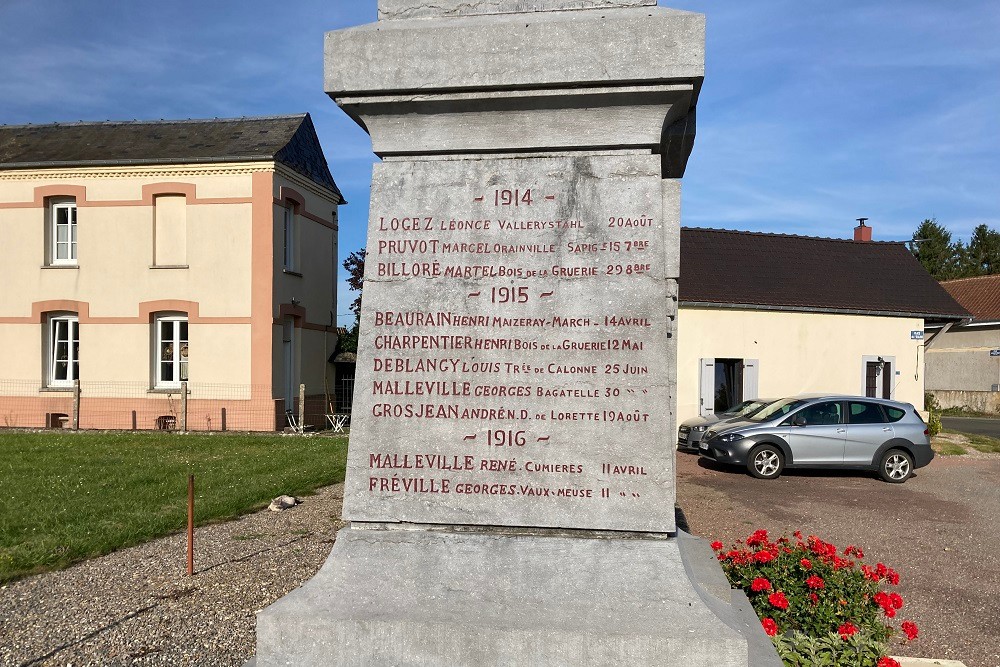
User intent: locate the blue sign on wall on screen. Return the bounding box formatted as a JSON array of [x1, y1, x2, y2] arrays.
[[911, 330, 924, 340], [991, 349, 1000, 357]]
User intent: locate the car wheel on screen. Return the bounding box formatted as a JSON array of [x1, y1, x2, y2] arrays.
[[748, 444, 784, 480], [879, 449, 913, 483]]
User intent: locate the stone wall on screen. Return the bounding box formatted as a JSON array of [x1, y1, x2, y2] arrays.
[[928, 390, 1000, 415]]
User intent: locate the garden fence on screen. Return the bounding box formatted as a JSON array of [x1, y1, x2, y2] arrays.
[[0, 379, 347, 433]]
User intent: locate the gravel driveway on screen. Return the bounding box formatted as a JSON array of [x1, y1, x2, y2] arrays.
[[677, 449, 1000, 667], [2, 452, 998, 666], [0, 485, 347, 667]]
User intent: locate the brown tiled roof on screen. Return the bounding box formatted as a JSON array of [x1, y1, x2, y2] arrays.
[[940, 275, 1000, 322], [680, 228, 970, 321], [0, 114, 342, 198]]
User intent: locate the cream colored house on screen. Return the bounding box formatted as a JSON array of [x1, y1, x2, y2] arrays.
[[0, 115, 343, 431], [676, 226, 968, 424]]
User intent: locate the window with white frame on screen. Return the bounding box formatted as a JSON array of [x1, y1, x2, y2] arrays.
[[283, 203, 298, 271], [50, 199, 78, 265], [48, 315, 79, 386], [155, 315, 188, 388]]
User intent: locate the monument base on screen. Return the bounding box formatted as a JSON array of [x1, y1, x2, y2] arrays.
[[253, 526, 780, 666]]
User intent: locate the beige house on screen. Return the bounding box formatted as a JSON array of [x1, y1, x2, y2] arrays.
[[926, 274, 1000, 413], [0, 115, 343, 431], [676, 226, 968, 424]]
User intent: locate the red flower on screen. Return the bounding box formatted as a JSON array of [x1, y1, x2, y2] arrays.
[[901, 621, 919, 640], [761, 618, 778, 637], [710, 541, 724, 551], [768, 592, 789, 610], [889, 592, 904, 610], [805, 575, 825, 590], [808, 593, 819, 605], [838, 622, 858, 639], [887, 569, 900, 586], [746, 529, 769, 547], [800, 558, 812, 569], [877, 658, 901, 667], [754, 550, 775, 564], [751, 577, 772, 592]]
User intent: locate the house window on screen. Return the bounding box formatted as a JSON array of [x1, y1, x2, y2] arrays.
[[50, 200, 78, 265], [156, 316, 189, 388], [283, 204, 298, 271], [153, 194, 187, 266], [48, 315, 80, 386]]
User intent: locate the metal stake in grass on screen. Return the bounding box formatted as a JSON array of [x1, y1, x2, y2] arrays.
[[187, 474, 195, 576]]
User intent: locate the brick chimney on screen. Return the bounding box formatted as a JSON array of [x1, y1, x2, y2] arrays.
[[854, 217, 872, 242]]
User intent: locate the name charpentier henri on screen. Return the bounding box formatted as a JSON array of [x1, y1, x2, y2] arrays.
[[372, 334, 646, 351]]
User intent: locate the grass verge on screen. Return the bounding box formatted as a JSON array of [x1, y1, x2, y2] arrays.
[[964, 432, 1000, 454], [0, 431, 348, 583], [933, 439, 967, 456]]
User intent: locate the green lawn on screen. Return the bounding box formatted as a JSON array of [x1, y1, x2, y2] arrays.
[[0, 431, 348, 583], [933, 430, 1000, 456]]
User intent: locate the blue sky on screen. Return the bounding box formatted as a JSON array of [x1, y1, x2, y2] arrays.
[[2, 1, 997, 326]]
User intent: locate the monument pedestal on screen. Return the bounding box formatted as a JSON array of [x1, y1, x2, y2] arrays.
[[254, 2, 781, 664], [256, 527, 777, 666]]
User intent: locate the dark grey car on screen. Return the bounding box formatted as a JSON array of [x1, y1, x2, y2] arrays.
[[677, 398, 777, 452], [698, 395, 933, 483]]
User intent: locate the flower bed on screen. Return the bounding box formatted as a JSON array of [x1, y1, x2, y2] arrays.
[[713, 530, 918, 667]]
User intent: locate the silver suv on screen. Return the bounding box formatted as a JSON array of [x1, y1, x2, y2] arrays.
[[698, 395, 933, 483]]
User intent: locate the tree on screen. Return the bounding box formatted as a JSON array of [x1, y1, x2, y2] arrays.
[[963, 224, 1000, 277], [337, 248, 366, 354], [911, 219, 959, 280], [343, 248, 366, 320], [910, 219, 1000, 280]]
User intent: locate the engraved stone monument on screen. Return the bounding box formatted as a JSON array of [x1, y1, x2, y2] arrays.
[[254, 1, 780, 664]]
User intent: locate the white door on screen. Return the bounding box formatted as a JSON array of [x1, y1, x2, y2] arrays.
[[699, 358, 715, 417], [743, 359, 759, 400]]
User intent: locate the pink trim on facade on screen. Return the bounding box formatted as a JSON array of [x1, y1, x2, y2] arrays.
[[250, 172, 274, 390], [278, 186, 306, 209], [0, 300, 250, 325], [273, 192, 336, 230], [0, 183, 253, 209]]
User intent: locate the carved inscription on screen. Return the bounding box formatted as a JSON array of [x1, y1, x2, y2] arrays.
[[345, 156, 675, 531]]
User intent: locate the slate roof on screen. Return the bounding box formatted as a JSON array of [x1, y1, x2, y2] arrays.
[[0, 114, 342, 199], [680, 228, 970, 321], [940, 275, 1000, 323]]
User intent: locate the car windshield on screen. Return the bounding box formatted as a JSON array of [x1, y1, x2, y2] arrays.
[[746, 398, 806, 422], [736, 400, 774, 418], [719, 400, 758, 417]]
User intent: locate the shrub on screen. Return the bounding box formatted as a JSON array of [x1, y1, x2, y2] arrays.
[[924, 392, 940, 412], [927, 412, 942, 437], [713, 530, 917, 666]]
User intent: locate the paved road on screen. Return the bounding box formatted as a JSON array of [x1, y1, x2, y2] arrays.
[[942, 416, 1000, 438], [676, 450, 1000, 667]]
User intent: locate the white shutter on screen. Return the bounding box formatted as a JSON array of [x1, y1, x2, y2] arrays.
[[699, 358, 715, 417], [743, 359, 759, 400]]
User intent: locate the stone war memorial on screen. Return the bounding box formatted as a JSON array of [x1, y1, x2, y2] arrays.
[[255, 0, 780, 664]]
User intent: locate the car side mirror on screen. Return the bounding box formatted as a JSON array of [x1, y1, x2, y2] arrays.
[[792, 415, 807, 427]]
